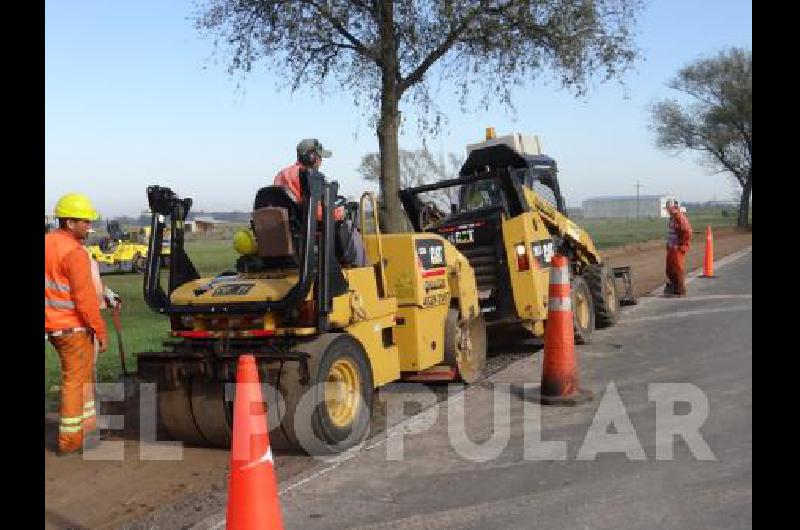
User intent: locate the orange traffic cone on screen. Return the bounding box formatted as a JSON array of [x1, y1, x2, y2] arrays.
[[540, 255, 593, 406], [226, 355, 284, 530], [700, 225, 716, 278]]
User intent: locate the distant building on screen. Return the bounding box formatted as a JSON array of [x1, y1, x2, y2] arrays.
[[185, 216, 227, 234], [582, 195, 672, 219]]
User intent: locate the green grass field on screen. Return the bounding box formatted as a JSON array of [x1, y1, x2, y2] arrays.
[[44, 211, 742, 411], [582, 211, 740, 249]]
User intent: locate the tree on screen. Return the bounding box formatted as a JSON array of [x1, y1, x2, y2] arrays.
[[358, 147, 462, 227], [650, 48, 752, 227], [196, 0, 643, 232]]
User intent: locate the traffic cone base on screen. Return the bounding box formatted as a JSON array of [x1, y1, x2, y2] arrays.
[[540, 388, 593, 406]]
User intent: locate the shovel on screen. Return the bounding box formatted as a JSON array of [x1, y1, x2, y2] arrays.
[[111, 304, 138, 400]]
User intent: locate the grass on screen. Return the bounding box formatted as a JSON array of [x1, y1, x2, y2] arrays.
[[581, 211, 740, 249], [44, 211, 745, 410]]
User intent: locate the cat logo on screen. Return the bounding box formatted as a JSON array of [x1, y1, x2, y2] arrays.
[[429, 244, 444, 265]]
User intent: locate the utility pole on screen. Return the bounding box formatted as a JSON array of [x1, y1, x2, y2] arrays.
[[634, 180, 643, 219]]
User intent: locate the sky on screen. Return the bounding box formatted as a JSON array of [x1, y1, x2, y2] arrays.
[[45, 0, 752, 217]]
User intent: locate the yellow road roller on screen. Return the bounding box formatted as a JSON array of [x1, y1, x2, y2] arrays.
[[136, 169, 485, 454]]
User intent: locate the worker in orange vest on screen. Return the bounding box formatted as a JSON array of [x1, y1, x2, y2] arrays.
[[45, 193, 109, 455], [664, 198, 693, 297], [274, 138, 367, 266]]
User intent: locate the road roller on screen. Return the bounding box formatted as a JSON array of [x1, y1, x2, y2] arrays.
[[136, 168, 485, 454]]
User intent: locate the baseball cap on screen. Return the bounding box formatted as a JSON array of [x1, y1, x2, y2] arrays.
[[296, 138, 332, 159]]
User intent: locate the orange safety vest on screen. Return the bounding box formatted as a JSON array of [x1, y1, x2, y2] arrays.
[[45, 230, 91, 331], [274, 162, 344, 221]]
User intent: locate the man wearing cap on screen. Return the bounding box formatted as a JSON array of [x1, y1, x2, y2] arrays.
[[664, 198, 693, 297], [45, 193, 108, 455], [275, 139, 367, 266], [274, 139, 343, 219]]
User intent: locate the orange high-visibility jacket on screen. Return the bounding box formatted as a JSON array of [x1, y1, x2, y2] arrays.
[[667, 211, 693, 252], [273, 162, 344, 221], [45, 229, 108, 342]]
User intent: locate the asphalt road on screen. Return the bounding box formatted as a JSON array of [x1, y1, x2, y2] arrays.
[[258, 248, 752, 530]]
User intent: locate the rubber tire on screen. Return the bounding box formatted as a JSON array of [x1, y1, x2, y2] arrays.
[[586, 264, 620, 328], [444, 309, 487, 384], [571, 275, 594, 345], [275, 334, 373, 455]]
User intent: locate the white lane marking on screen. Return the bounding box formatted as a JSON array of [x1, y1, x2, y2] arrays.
[[619, 304, 751, 325], [280, 392, 467, 495], [666, 294, 752, 301]]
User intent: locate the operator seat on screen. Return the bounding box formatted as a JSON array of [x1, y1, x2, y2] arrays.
[[250, 186, 302, 269]]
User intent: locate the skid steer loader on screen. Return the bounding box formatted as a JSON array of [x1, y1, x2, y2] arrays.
[[135, 168, 485, 454], [399, 129, 636, 345]]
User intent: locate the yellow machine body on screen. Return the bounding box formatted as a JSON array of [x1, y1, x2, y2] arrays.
[[86, 241, 150, 273], [169, 232, 478, 388]]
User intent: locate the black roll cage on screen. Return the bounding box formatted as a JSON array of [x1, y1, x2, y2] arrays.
[[143, 169, 342, 331], [398, 144, 567, 232]]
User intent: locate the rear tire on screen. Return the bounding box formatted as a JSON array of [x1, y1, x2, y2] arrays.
[[586, 264, 620, 328], [275, 334, 373, 455], [571, 275, 594, 344], [444, 309, 487, 384]]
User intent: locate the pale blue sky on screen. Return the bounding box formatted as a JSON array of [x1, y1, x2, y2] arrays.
[[45, 0, 752, 217]]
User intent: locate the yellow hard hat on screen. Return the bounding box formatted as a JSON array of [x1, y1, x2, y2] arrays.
[[233, 229, 258, 255], [54, 193, 99, 221]]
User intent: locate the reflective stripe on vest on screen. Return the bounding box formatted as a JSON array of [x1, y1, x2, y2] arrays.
[[45, 299, 75, 309], [60, 416, 83, 426], [59, 424, 83, 434], [45, 279, 71, 292]]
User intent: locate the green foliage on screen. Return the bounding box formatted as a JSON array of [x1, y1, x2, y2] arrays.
[[650, 48, 752, 227], [195, 0, 645, 232]]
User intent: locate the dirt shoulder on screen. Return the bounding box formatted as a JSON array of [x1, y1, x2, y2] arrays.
[[44, 229, 752, 530], [601, 228, 752, 298]]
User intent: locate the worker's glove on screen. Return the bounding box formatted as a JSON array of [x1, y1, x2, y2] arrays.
[[104, 287, 122, 309]]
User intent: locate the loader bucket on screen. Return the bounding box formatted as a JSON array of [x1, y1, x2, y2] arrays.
[[612, 266, 637, 306]]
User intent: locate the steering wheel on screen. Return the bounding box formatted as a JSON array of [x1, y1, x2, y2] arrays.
[[419, 202, 444, 230]]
